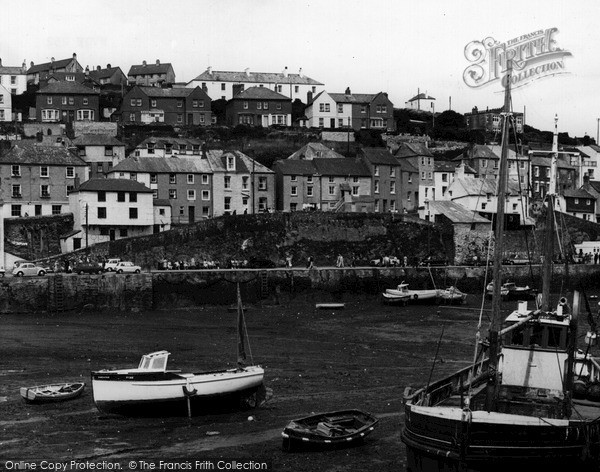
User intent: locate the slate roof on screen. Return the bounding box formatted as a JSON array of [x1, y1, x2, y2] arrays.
[[153, 199, 171, 206], [395, 142, 434, 158], [38, 81, 99, 95], [435, 161, 460, 172], [272, 159, 316, 175], [398, 160, 419, 173], [360, 147, 398, 165], [189, 69, 323, 85], [128, 63, 173, 76], [71, 134, 124, 146], [563, 188, 595, 199], [287, 143, 345, 160], [407, 92, 436, 102], [0, 141, 86, 166], [232, 86, 289, 100], [329, 93, 378, 104], [138, 86, 197, 98], [111, 156, 212, 174], [88, 67, 122, 80], [205, 150, 273, 174], [28, 57, 76, 74], [587, 181, 600, 193], [136, 137, 204, 149], [448, 177, 522, 197], [312, 158, 370, 176], [76, 178, 153, 193], [530, 155, 576, 169], [428, 201, 490, 224], [0, 66, 25, 75]]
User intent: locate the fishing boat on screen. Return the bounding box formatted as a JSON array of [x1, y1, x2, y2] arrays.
[[382, 292, 411, 305], [401, 69, 600, 471], [281, 409, 378, 452], [315, 303, 345, 309], [438, 286, 467, 304], [385, 282, 439, 302], [20, 382, 85, 403], [486, 280, 533, 300], [91, 285, 265, 415]]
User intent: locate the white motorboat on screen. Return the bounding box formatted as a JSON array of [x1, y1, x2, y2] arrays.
[[385, 282, 439, 302]]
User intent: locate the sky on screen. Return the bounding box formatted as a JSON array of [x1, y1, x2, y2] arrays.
[[3, 0, 600, 138]]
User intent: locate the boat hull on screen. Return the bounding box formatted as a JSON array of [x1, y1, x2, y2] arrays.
[[91, 366, 264, 415], [20, 382, 85, 403]]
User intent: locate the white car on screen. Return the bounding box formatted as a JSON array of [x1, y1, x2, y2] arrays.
[[104, 258, 121, 272], [115, 261, 142, 274], [12, 263, 47, 277]]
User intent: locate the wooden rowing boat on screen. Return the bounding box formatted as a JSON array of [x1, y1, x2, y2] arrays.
[[20, 382, 85, 403], [315, 303, 345, 309], [281, 409, 378, 451]]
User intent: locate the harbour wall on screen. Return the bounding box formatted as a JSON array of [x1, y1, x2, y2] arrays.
[[3, 264, 600, 314]]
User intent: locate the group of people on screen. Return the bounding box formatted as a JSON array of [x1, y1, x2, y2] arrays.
[[577, 248, 600, 265]]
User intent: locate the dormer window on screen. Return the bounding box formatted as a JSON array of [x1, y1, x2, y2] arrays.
[[147, 143, 155, 154], [227, 156, 235, 171], [66, 75, 75, 81]]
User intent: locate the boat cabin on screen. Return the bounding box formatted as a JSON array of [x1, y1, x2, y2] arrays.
[[137, 351, 170, 372]]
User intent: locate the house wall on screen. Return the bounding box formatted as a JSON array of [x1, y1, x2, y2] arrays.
[[306, 93, 340, 128], [0, 84, 12, 121], [226, 98, 292, 127], [400, 169, 418, 212], [0, 72, 27, 95], [36, 92, 100, 122]]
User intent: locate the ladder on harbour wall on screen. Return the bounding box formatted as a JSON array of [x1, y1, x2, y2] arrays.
[[50, 275, 65, 313], [260, 271, 269, 299]]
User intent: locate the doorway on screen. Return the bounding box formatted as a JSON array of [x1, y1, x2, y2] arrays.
[[188, 206, 195, 223]]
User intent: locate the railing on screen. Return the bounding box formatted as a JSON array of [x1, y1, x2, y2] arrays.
[[332, 199, 345, 212]]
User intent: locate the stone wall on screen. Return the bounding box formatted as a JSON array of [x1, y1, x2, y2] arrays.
[[6, 213, 74, 261], [73, 122, 118, 137]]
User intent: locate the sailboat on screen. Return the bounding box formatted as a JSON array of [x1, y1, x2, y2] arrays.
[[91, 284, 265, 415], [401, 65, 600, 470]]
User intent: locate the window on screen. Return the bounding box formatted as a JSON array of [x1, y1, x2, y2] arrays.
[[221, 83, 226, 91], [47, 96, 53, 105], [328, 185, 335, 195], [390, 167, 396, 178], [338, 119, 343, 127], [66, 167, 74, 178], [152, 189, 158, 199], [307, 186, 313, 196], [83, 97, 88, 105], [119, 229, 128, 238], [98, 191, 106, 202], [258, 177, 267, 190], [482, 202, 487, 210], [337, 104, 343, 113], [150, 173, 157, 184], [169, 189, 177, 199], [227, 156, 235, 171], [52, 205, 61, 215], [295, 86, 299, 93], [352, 186, 359, 196], [224, 196, 231, 211], [291, 186, 298, 196], [224, 176, 231, 189], [169, 173, 176, 184], [130, 113, 136, 122], [407, 192, 411, 202], [307, 175, 313, 183], [202, 174, 209, 185], [290, 175, 298, 182], [277, 103, 282, 110], [98, 207, 107, 218], [40, 166, 49, 178], [41, 109, 60, 121], [258, 197, 268, 212], [202, 190, 210, 200], [421, 172, 426, 180], [575, 198, 579, 204], [243, 101, 248, 109], [165, 144, 172, 154], [130, 98, 136, 106], [130, 172, 137, 181], [257, 102, 262, 110], [187, 174, 194, 184], [76, 110, 94, 120], [374, 165, 379, 176], [136, 98, 142, 106], [319, 103, 331, 112], [375, 199, 379, 212], [104, 146, 113, 156], [66, 185, 74, 196], [177, 114, 183, 123], [117, 192, 125, 202], [360, 105, 366, 113], [242, 197, 248, 206], [177, 100, 183, 108], [390, 182, 396, 194], [40, 185, 50, 198], [62, 96, 67, 105], [328, 176, 334, 183], [318, 118, 324, 127], [179, 144, 187, 154], [69, 97, 74, 105], [11, 204, 21, 217], [10, 76, 16, 85], [263, 102, 268, 110], [188, 189, 196, 200], [129, 208, 138, 219], [151, 99, 157, 107], [129, 192, 137, 202], [374, 180, 379, 194], [12, 184, 21, 197], [290, 203, 297, 211], [408, 174, 412, 184]]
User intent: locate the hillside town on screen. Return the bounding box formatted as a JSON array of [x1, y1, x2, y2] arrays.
[[0, 52, 597, 260]]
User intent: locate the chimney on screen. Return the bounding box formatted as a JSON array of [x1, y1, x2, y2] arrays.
[[244, 68, 250, 77], [584, 173, 590, 185], [345, 87, 351, 95], [307, 91, 313, 104], [85, 65, 89, 76], [472, 106, 478, 114], [207, 66, 212, 75], [97, 65, 101, 71], [202, 83, 208, 92], [201, 143, 208, 159], [106, 63, 111, 68], [156, 59, 160, 65], [51, 57, 55, 64], [0, 58, 2, 67], [283, 66, 288, 77], [74, 175, 80, 190], [30, 61, 34, 69], [299, 68, 303, 78], [22, 60, 26, 72], [72, 53, 77, 60], [142, 60, 147, 66]]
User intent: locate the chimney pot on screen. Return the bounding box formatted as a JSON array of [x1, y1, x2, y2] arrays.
[[51, 57, 55, 63], [30, 61, 34, 68], [0, 58, 2, 67], [207, 66, 212, 75], [97, 65, 101, 71], [156, 59, 160, 65], [107, 63, 111, 68], [73, 53, 77, 59], [143, 60, 147, 66], [345, 87, 351, 95], [299, 67, 303, 78], [245, 68, 250, 77]]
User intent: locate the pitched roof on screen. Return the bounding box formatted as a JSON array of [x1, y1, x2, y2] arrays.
[[587, 181, 600, 193], [0, 65, 25, 75], [428, 201, 490, 224], [312, 158, 370, 176], [189, 69, 323, 86], [408, 92, 436, 102], [71, 134, 124, 146], [272, 159, 316, 175], [38, 81, 99, 95], [135, 137, 205, 149], [360, 147, 398, 165], [88, 67, 122, 80], [395, 142, 434, 158], [287, 143, 345, 160], [128, 62, 173, 76], [530, 155, 576, 169], [77, 178, 153, 193], [435, 160, 460, 172], [232, 86, 290, 100], [111, 156, 212, 174], [205, 150, 273, 174], [448, 177, 522, 197], [28, 57, 76, 74], [398, 160, 419, 173], [329, 93, 377, 104], [0, 141, 86, 166], [138, 86, 197, 98], [563, 188, 595, 199]]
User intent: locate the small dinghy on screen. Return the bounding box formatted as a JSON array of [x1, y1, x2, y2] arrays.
[[315, 303, 345, 309], [281, 409, 378, 451], [20, 382, 85, 403]]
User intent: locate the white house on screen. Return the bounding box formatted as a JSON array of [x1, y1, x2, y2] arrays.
[[305, 91, 351, 129], [130, 137, 205, 158], [0, 59, 28, 95], [71, 134, 126, 178], [433, 162, 476, 201], [0, 84, 11, 122], [405, 91, 435, 111], [65, 178, 155, 251], [577, 145, 600, 181], [186, 67, 324, 102]]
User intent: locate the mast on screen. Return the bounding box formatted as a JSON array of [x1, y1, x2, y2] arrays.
[[485, 60, 513, 412], [236, 283, 247, 366], [542, 116, 559, 310]]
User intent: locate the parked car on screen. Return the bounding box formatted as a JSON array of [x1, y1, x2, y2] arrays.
[[73, 262, 103, 275], [103, 258, 121, 272], [502, 254, 531, 265], [370, 256, 400, 267], [419, 256, 448, 267], [12, 263, 48, 277], [115, 261, 142, 274]]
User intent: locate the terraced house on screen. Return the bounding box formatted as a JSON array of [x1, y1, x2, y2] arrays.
[[358, 147, 403, 213], [225, 86, 292, 126], [0, 140, 88, 218], [120, 86, 211, 126], [71, 134, 127, 178], [130, 137, 205, 158], [108, 156, 213, 224], [27, 54, 83, 85], [127, 60, 175, 86], [0, 59, 27, 95], [36, 81, 100, 123]]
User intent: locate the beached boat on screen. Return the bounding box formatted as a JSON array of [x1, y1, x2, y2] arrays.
[[315, 303, 345, 309], [401, 74, 600, 471], [281, 409, 378, 451], [485, 280, 530, 300], [438, 286, 467, 304], [382, 292, 411, 305], [91, 285, 265, 415], [20, 382, 85, 403], [385, 283, 439, 302]]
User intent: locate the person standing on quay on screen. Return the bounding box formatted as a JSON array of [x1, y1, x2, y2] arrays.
[[336, 254, 344, 268]]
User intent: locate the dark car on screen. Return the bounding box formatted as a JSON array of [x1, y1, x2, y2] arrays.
[[73, 262, 103, 275], [419, 256, 448, 267], [502, 254, 531, 265]]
